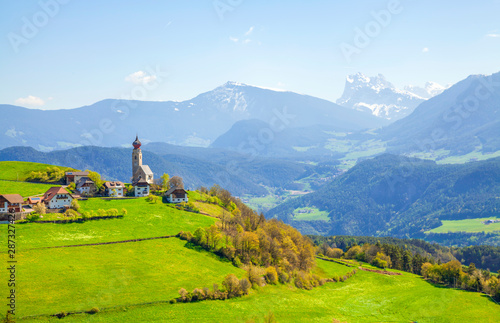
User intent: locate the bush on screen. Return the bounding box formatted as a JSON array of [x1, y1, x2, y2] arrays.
[[279, 272, 289, 284], [26, 213, 40, 222], [70, 199, 80, 211], [107, 208, 119, 216], [239, 278, 251, 295], [64, 209, 78, 219], [169, 299, 176, 304], [89, 307, 99, 314], [33, 202, 46, 215], [233, 256, 243, 268], [222, 274, 241, 298], [121, 208, 128, 215], [265, 267, 278, 285]]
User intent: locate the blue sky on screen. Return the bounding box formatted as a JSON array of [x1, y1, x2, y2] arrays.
[[1, 0, 499, 110]]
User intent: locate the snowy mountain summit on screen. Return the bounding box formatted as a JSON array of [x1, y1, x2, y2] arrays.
[[336, 73, 446, 121]]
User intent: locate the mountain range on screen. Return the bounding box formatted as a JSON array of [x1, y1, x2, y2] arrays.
[[0, 82, 385, 152], [336, 72, 446, 121]]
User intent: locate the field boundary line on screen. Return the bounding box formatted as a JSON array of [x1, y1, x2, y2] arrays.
[[25, 234, 178, 250]]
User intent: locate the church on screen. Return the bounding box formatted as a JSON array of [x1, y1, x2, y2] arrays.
[[131, 135, 154, 197]]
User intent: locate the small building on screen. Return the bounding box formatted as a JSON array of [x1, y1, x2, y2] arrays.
[[165, 187, 188, 203], [0, 194, 25, 213], [75, 177, 95, 195], [104, 181, 125, 197], [134, 178, 150, 197], [65, 171, 89, 185], [27, 197, 42, 206], [42, 187, 73, 209]]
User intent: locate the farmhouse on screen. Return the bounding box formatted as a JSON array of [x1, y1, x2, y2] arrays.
[[134, 178, 150, 197], [42, 187, 73, 209], [75, 177, 95, 195], [165, 187, 188, 203], [104, 181, 125, 197], [65, 171, 89, 185], [0, 194, 24, 213]]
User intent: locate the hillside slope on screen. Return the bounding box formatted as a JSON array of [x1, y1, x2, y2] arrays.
[[267, 154, 500, 238]]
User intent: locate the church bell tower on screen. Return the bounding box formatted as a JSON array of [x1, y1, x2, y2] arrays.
[[132, 135, 142, 180]]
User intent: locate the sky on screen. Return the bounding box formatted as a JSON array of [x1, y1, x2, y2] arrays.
[[1, 0, 499, 110]]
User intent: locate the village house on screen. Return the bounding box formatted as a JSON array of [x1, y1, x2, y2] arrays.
[[42, 187, 73, 209], [0, 194, 25, 213], [104, 181, 125, 197], [27, 197, 41, 206], [134, 178, 150, 197], [75, 177, 96, 195], [65, 171, 89, 185], [165, 187, 189, 203]]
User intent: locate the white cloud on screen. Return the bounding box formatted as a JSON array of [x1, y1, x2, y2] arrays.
[[486, 33, 500, 38], [15, 95, 45, 107], [245, 26, 254, 36], [243, 39, 251, 44], [125, 71, 157, 84], [229, 36, 239, 42], [422, 47, 429, 53]]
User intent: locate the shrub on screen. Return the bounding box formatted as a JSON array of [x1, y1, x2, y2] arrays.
[[107, 208, 119, 216], [247, 266, 265, 287], [64, 209, 78, 219], [222, 274, 241, 298], [26, 213, 40, 222], [233, 256, 243, 268], [265, 267, 278, 285], [121, 208, 128, 215], [97, 209, 107, 217], [279, 272, 289, 284], [239, 278, 251, 295], [33, 202, 46, 215], [70, 199, 80, 211], [169, 299, 176, 304], [178, 288, 188, 302], [89, 307, 99, 314]]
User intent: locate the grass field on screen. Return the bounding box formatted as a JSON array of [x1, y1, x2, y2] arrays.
[[19, 263, 500, 322], [0, 180, 59, 197], [428, 216, 500, 233], [4, 238, 244, 317], [0, 161, 74, 181], [293, 207, 329, 221], [16, 198, 216, 249]]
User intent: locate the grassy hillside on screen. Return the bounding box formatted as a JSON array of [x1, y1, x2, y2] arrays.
[[17, 264, 500, 322], [267, 154, 500, 244], [429, 217, 500, 233], [9, 238, 244, 317], [17, 198, 216, 249], [3, 189, 499, 322], [0, 180, 58, 197], [0, 161, 74, 181]]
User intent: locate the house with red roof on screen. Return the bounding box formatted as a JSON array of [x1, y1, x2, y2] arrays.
[[42, 187, 74, 209]]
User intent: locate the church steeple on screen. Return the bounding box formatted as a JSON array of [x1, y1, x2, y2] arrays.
[[133, 135, 142, 149], [132, 135, 143, 181]]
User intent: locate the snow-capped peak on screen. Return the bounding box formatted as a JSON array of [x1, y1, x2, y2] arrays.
[[337, 73, 447, 121]]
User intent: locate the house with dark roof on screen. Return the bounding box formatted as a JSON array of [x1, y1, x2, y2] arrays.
[[0, 194, 25, 213], [75, 177, 96, 195], [65, 171, 90, 185], [104, 181, 125, 197], [42, 187, 73, 209], [165, 188, 188, 203], [133, 178, 150, 197]]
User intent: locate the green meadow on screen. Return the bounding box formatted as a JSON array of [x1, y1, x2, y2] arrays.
[[428, 216, 500, 233], [6, 238, 244, 317], [18, 263, 500, 322], [293, 207, 329, 221], [16, 198, 216, 249], [0, 161, 74, 181], [0, 180, 59, 197]]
